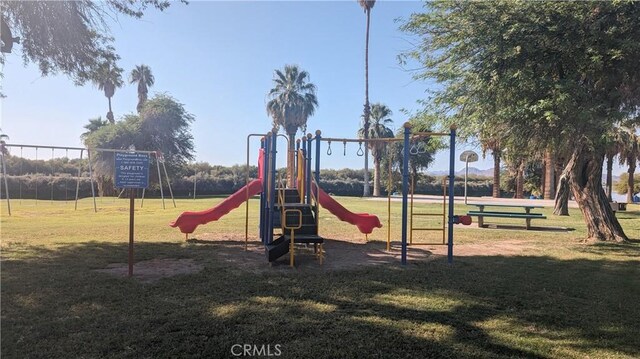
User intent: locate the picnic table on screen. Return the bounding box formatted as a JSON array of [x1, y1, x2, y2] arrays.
[[467, 203, 547, 230]]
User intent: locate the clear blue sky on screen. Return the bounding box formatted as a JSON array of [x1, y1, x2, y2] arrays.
[[0, 0, 627, 175]]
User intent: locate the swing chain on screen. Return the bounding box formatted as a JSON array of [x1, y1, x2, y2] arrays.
[[343, 141, 347, 156], [356, 142, 364, 157], [327, 140, 332, 156]]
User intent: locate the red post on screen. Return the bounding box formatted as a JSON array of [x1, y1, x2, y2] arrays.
[[128, 189, 135, 277]]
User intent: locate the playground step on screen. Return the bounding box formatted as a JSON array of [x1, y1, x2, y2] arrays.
[[272, 211, 316, 226], [265, 234, 324, 262], [277, 188, 303, 204], [265, 235, 290, 262]]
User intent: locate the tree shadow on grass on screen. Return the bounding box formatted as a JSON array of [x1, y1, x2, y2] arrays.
[[2, 241, 639, 358]]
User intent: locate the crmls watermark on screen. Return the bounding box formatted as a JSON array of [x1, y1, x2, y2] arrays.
[[230, 344, 282, 357]]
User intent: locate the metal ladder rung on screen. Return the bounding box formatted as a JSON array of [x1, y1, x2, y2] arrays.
[[412, 213, 444, 217], [411, 228, 445, 231]]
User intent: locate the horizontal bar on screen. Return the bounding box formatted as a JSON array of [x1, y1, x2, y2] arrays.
[[4, 143, 160, 155], [3, 143, 85, 151], [412, 132, 450, 137], [408, 243, 448, 246], [412, 213, 445, 216], [320, 137, 405, 143], [411, 228, 445, 231]]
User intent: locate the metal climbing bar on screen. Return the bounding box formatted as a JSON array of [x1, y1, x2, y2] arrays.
[[409, 175, 448, 246]]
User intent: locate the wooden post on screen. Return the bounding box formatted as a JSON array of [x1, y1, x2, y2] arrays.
[[129, 189, 135, 277]]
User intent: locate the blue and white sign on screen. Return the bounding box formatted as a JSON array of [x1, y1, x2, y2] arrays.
[[115, 152, 150, 188]]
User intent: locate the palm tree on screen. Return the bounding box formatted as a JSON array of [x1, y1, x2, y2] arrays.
[[0, 129, 9, 155], [358, 103, 393, 196], [130, 65, 155, 112], [266, 65, 318, 187], [617, 127, 639, 203], [604, 127, 623, 201], [358, 0, 376, 197], [481, 138, 501, 198], [93, 63, 123, 124], [81, 117, 109, 142], [543, 149, 555, 199]]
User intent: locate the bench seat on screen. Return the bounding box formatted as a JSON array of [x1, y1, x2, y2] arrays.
[[466, 211, 547, 229]]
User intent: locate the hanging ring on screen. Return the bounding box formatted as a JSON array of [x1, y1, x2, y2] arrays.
[[357, 142, 364, 157], [327, 140, 332, 156], [409, 143, 419, 155]]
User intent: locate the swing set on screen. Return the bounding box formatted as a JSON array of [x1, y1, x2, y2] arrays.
[[0, 143, 176, 215]]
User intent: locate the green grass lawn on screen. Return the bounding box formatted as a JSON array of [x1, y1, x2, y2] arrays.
[[2, 197, 640, 358]]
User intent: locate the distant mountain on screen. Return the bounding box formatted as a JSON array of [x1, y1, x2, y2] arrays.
[[427, 167, 493, 177]]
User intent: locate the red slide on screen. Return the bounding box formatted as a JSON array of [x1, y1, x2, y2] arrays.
[[316, 186, 382, 235], [170, 179, 263, 234]]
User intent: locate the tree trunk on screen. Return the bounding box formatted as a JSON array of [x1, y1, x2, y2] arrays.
[[544, 150, 555, 199], [627, 159, 636, 204], [287, 131, 296, 188], [555, 157, 563, 196], [107, 96, 114, 124], [492, 150, 501, 198], [553, 164, 570, 216], [373, 152, 381, 197], [567, 145, 627, 241], [515, 163, 524, 199], [362, 9, 371, 197], [541, 158, 546, 197], [605, 153, 614, 201]]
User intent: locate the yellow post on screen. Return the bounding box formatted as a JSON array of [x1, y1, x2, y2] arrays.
[[283, 209, 302, 268], [290, 229, 295, 267], [387, 148, 392, 251]]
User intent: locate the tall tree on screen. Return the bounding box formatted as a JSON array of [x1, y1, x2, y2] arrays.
[[617, 127, 639, 203], [130, 64, 155, 112], [603, 126, 627, 201], [0, 129, 9, 155], [92, 63, 123, 124], [266, 65, 318, 187], [1, 1, 182, 87], [358, 103, 393, 196], [482, 139, 502, 198], [401, 1, 640, 241], [358, 0, 376, 197], [81, 117, 109, 140], [543, 150, 555, 199], [84, 94, 195, 196]]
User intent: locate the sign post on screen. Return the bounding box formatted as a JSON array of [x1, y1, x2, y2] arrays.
[[459, 150, 478, 204], [114, 152, 150, 277]]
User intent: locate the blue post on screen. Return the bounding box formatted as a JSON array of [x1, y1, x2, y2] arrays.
[[306, 134, 312, 205], [301, 136, 307, 196], [295, 139, 300, 186], [314, 130, 321, 199], [261, 134, 271, 244], [447, 125, 457, 264], [401, 122, 411, 265], [269, 130, 278, 244]]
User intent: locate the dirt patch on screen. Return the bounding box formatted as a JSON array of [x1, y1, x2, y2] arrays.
[[95, 236, 533, 280], [186, 233, 434, 272], [95, 258, 204, 282], [425, 240, 534, 257]]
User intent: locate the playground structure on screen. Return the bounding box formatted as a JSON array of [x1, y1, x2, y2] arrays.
[[170, 122, 471, 266], [0, 143, 176, 215]]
